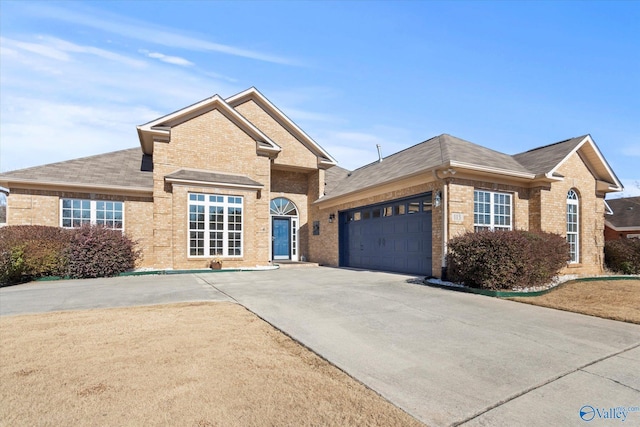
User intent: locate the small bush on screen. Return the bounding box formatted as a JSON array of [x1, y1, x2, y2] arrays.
[[446, 230, 570, 290], [0, 225, 70, 285], [65, 224, 140, 279], [605, 239, 640, 274]]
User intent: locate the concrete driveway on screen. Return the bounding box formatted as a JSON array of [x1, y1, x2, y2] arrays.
[[1, 267, 639, 426]]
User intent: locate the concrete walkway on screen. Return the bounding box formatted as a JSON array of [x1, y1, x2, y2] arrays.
[[1, 267, 639, 426]]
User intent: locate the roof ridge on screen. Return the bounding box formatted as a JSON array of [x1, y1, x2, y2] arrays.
[[348, 135, 443, 173], [514, 135, 588, 156]]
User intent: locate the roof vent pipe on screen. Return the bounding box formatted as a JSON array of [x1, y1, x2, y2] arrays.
[[376, 144, 383, 162]]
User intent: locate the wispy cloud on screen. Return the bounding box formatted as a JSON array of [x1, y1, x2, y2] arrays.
[[622, 145, 640, 157], [26, 3, 302, 66], [140, 50, 193, 67], [2, 36, 147, 68]]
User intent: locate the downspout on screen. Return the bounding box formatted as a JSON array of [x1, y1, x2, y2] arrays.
[[433, 170, 448, 279]]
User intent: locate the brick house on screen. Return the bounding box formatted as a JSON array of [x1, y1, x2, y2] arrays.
[[0, 88, 623, 277], [604, 196, 640, 240]]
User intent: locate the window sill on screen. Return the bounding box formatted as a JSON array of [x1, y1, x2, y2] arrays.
[[567, 263, 582, 269]]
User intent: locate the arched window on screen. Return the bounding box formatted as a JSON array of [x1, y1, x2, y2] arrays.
[[567, 189, 579, 263], [270, 198, 298, 216]]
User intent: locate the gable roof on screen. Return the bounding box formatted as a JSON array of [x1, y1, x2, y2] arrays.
[[137, 93, 281, 158], [320, 133, 623, 204], [0, 148, 152, 195], [513, 135, 622, 192], [605, 196, 640, 229], [225, 87, 338, 169]]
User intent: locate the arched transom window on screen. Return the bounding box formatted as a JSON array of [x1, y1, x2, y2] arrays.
[[566, 189, 579, 263], [270, 198, 298, 216]]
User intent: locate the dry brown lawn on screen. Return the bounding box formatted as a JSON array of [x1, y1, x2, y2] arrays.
[[509, 279, 640, 324], [0, 302, 424, 427]]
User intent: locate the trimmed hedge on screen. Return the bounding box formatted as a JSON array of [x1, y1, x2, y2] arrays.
[[1, 225, 139, 286], [446, 230, 570, 290], [65, 224, 140, 279], [0, 226, 70, 285], [605, 238, 640, 274]]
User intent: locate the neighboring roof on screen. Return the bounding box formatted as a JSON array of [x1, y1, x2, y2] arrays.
[[320, 133, 624, 204], [164, 169, 263, 190], [137, 93, 281, 158], [226, 87, 338, 169], [0, 148, 153, 194], [605, 196, 640, 229]]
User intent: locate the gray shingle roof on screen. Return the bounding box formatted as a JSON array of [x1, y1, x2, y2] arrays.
[[513, 136, 586, 176], [0, 148, 153, 190], [322, 134, 532, 201], [165, 169, 263, 188], [606, 197, 640, 228]]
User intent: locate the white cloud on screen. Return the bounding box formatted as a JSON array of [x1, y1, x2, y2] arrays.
[[27, 3, 302, 66], [1, 36, 70, 61], [141, 50, 193, 67], [621, 145, 640, 157]]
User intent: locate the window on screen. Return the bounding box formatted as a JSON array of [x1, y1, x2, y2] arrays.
[[189, 194, 243, 257], [474, 190, 512, 231], [567, 189, 579, 263], [61, 199, 123, 230]]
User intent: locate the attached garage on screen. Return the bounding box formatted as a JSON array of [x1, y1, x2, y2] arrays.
[[339, 193, 433, 275]]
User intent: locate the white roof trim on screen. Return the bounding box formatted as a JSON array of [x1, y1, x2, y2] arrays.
[[0, 178, 152, 195], [605, 221, 639, 232], [547, 135, 623, 191], [604, 200, 614, 215], [137, 93, 281, 157], [165, 177, 263, 190], [448, 161, 535, 179], [226, 87, 338, 167]]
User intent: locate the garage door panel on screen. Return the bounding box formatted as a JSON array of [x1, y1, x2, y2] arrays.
[[340, 195, 432, 275]]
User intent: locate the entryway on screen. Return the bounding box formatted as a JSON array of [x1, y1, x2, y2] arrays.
[[270, 197, 299, 261]]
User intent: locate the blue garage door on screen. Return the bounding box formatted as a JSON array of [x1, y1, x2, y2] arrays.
[[339, 194, 432, 276]]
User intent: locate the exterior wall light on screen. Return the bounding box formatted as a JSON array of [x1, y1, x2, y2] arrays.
[[435, 191, 441, 207], [329, 213, 335, 223]]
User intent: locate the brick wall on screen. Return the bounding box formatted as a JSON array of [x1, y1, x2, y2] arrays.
[[543, 153, 606, 275], [151, 108, 272, 269], [234, 100, 318, 170]]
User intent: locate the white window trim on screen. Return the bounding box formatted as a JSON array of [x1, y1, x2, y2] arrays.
[[567, 189, 580, 263], [60, 199, 125, 230], [188, 193, 243, 258], [473, 190, 513, 231], [269, 198, 299, 262]]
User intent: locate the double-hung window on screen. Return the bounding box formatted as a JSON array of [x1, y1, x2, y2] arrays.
[[474, 190, 512, 231], [189, 194, 243, 257], [61, 199, 123, 230]]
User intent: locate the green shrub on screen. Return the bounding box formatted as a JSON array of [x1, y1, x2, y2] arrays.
[[605, 239, 640, 274], [0, 225, 70, 286], [65, 224, 140, 279], [446, 230, 570, 290]]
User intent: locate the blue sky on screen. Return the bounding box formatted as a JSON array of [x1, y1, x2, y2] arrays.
[[1, 0, 639, 198]]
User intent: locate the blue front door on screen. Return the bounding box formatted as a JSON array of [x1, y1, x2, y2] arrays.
[[273, 218, 290, 259]]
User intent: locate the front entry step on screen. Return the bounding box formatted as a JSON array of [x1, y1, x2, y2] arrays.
[[275, 261, 319, 268]]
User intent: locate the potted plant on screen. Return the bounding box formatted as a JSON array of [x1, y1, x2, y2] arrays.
[[209, 258, 223, 270]]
